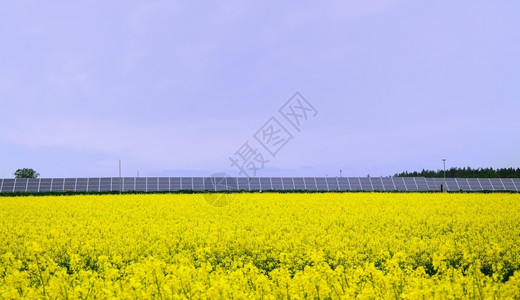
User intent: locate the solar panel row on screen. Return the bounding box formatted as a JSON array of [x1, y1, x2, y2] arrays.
[[0, 177, 519, 193]]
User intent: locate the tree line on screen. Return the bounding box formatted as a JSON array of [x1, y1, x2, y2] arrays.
[[395, 167, 520, 178]]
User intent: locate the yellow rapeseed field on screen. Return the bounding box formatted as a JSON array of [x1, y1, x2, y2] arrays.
[[1, 193, 519, 299]]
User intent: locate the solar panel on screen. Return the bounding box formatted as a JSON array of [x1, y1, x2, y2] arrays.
[[213, 177, 227, 191], [181, 178, 192, 190], [424, 178, 435, 190], [381, 177, 395, 191], [326, 177, 339, 191], [455, 178, 470, 191], [51, 178, 65, 192], [501, 178, 518, 192], [226, 177, 238, 191], [336, 177, 349, 191], [13, 179, 27, 192], [512, 179, 520, 192], [282, 177, 295, 190], [121, 178, 134, 191], [415, 177, 429, 191], [478, 178, 494, 191], [2, 179, 14, 193], [87, 178, 99, 192], [358, 177, 373, 191], [189, 177, 201, 191], [260, 178, 273, 190], [145, 178, 157, 191], [390, 177, 405, 191], [158, 178, 170, 191], [170, 177, 182, 191], [99, 178, 112, 192], [39, 178, 52, 192], [315, 177, 329, 191], [237, 177, 250, 191], [64, 178, 76, 191], [249, 177, 261, 191], [347, 177, 361, 191], [26, 178, 40, 192], [370, 177, 384, 191], [489, 178, 505, 191], [2, 176, 519, 193], [271, 177, 284, 190], [402, 178, 418, 191], [466, 178, 482, 191], [131, 177, 143, 191], [293, 177, 306, 190], [304, 177, 317, 191], [445, 178, 460, 191]]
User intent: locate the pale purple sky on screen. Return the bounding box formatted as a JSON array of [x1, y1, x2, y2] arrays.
[[1, 1, 519, 178]]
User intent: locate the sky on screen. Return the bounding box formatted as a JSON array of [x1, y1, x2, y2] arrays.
[[0, 1, 519, 178]]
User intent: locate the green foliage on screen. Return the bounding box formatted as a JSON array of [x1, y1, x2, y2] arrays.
[[395, 167, 520, 178], [14, 168, 40, 179]]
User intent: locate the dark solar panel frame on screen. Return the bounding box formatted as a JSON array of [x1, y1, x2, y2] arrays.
[[51, 178, 65, 192], [26, 178, 40, 192], [315, 177, 329, 191], [371, 177, 384, 191], [466, 178, 482, 191], [293, 177, 306, 190], [2, 177, 520, 193], [382, 177, 396, 191], [337, 177, 349, 191], [122, 178, 135, 191], [415, 177, 429, 191], [348, 177, 362, 191], [326, 177, 339, 191], [2, 179, 15, 193], [39, 178, 52, 192], [87, 178, 99, 192], [192, 178, 204, 191], [359, 177, 373, 191], [237, 177, 250, 191], [282, 177, 295, 190], [403, 178, 418, 191], [215, 177, 229, 191], [271, 177, 284, 190], [479, 178, 494, 191], [456, 178, 471, 191], [489, 178, 505, 191], [14, 179, 28, 192], [392, 177, 407, 191], [64, 178, 76, 191], [501, 178, 518, 192], [260, 178, 273, 190], [249, 177, 261, 191], [304, 177, 317, 191], [170, 178, 182, 191], [512, 179, 520, 192], [158, 178, 170, 191], [100, 178, 112, 192]]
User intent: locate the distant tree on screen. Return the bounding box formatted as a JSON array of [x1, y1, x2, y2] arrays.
[[14, 168, 40, 179], [394, 167, 520, 178]]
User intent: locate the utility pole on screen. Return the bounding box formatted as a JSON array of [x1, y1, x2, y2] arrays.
[[119, 160, 122, 194], [442, 158, 446, 192], [340, 170, 342, 178]]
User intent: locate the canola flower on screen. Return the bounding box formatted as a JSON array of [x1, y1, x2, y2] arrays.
[[0, 193, 519, 299]]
